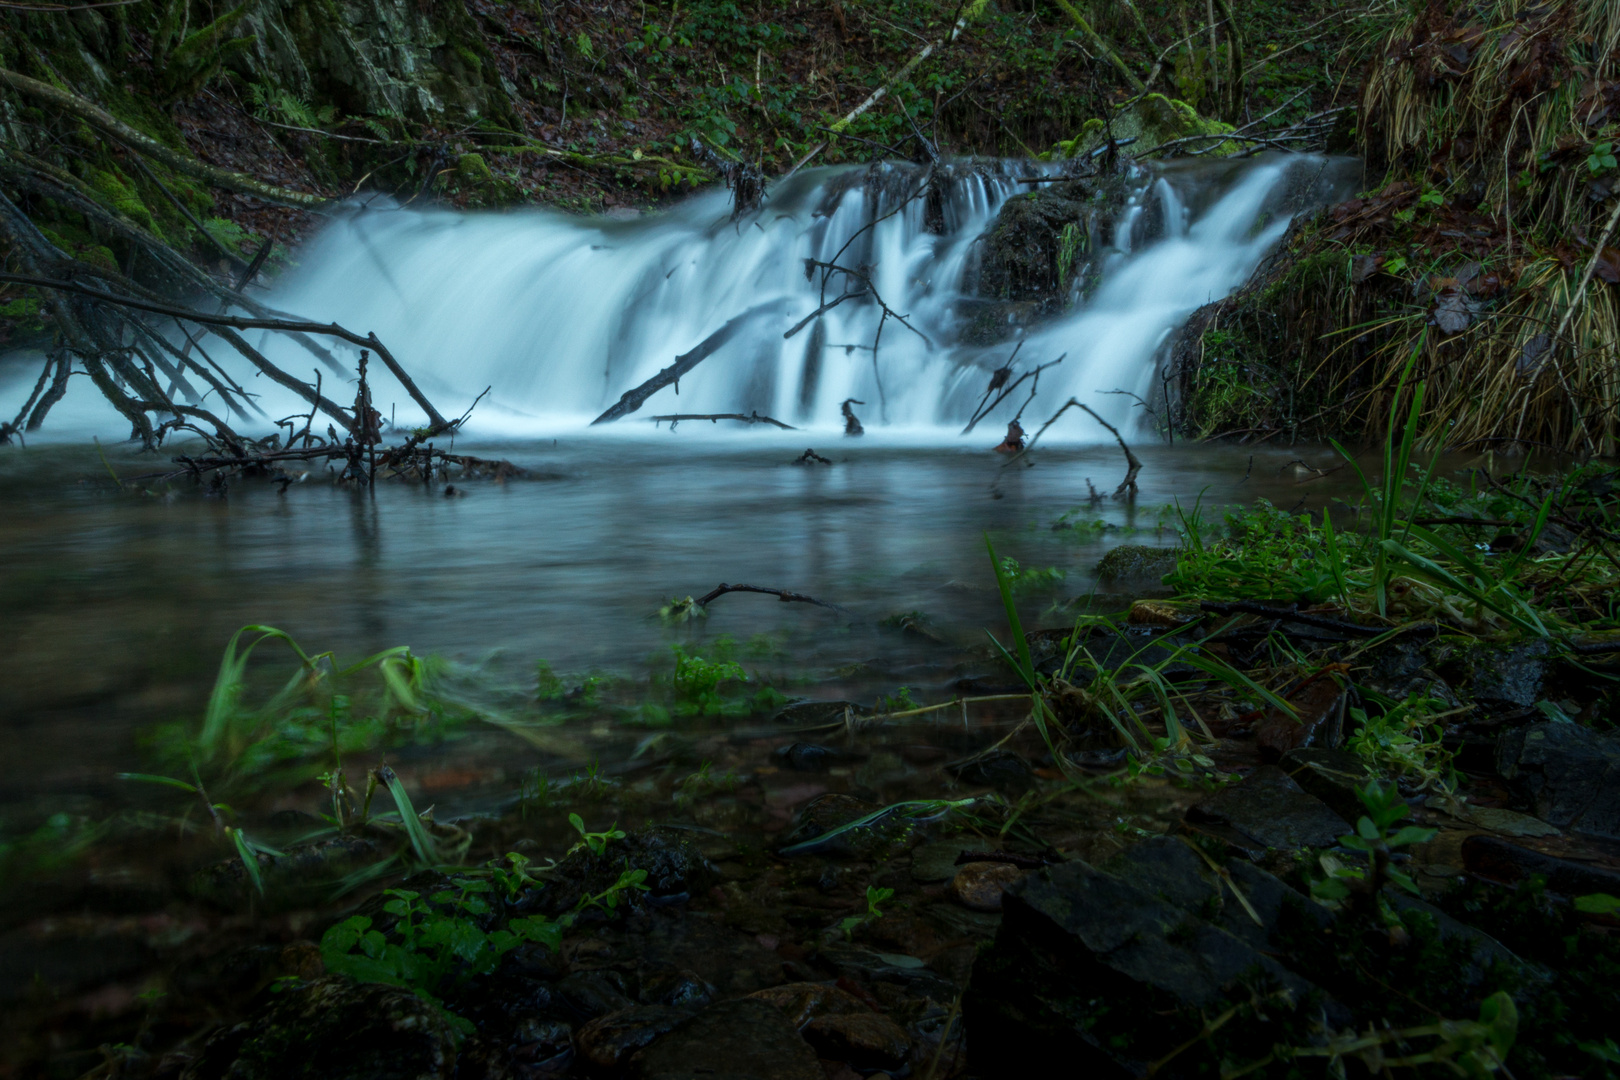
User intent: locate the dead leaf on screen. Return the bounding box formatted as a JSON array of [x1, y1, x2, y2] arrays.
[[1350, 254, 1380, 283], [1255, 673, 1346, 762], [1594, 247, 1620, 285], [1432, 288, 1477, 334]]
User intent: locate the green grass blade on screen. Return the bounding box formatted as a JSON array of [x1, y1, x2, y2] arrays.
[[227, 826, 267, 895], [117, 772, 199, 793], [1378, 537, 1549, 637], [378, 765, 440, 865], [986, 534, 1035, 686]]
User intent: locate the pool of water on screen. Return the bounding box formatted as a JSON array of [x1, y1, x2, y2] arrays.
[[0, 432, 1358, 829]]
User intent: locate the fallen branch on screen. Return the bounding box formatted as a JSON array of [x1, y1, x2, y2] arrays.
[[963, 351, 1065, 435], [0, 273, 449, 430], [695, 583, 850, 615], [1197, 601, 1383, 637], [999, 397, 1143, 496], [0, 68, 331, 211], [651, 412, 796, 430], [591, 300, 789, 425]]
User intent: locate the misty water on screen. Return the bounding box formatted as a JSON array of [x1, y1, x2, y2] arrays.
[[0, 153, 1361, 825]]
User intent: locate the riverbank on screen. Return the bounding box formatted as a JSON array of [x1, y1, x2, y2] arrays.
[[4, 424, 1618, 1079]]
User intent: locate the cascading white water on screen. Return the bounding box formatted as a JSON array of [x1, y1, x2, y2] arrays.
[[243, 153, 1354, 437]]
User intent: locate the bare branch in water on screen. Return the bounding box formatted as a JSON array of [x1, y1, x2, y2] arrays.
[[591, 300, 791, 425], [999, 397, 1143, 496], [651, 412, 797, 430], [694, 583, 850, 616]]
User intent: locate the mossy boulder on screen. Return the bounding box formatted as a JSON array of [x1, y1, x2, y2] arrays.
[[1094, 544, 1178, 583]]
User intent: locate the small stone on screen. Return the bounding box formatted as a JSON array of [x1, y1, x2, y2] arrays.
[[1280, 747, 1373, 822], [945, 750, 1033, 791], [803, 1012, 911, 1071], [627, 998, 822, 1080], [576, 1005, 691, 1071], [949, 861, 1024, 911], [639, 969, 715, 1009]]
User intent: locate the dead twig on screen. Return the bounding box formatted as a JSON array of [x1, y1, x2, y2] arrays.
[[695, 583, 850, 616], [651, 412, 796, 430]]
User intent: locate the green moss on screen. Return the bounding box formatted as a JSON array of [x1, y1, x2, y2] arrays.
[[1051, 94, 1235, 159], [90, 168, 162, 238]]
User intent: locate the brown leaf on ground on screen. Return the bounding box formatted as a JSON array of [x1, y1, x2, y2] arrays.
[[1254, 671, 1346, 762]]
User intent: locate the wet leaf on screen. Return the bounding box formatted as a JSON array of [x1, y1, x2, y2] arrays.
[[1593, 246, 1620, 284], [1432, 288, 1476, 334]]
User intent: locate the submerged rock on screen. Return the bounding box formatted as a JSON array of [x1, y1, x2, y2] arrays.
[[1095, 544, 1178, 584], [183, 975, 456, 1080], [1496, 722, 1620, 840], [626, 998, 822, 1080]]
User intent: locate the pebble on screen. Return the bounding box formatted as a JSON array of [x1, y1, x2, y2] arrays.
[[949, 861, 1025, 911]]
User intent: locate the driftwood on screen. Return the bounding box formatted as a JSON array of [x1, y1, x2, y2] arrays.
[[841, 398, 865, 436], [651, 412, 795, 430], [0, 273, 450, 431], [999, 397, 1144, 497], [591, 300, 790, 425], [695, 583, 850, 616], [963, 351, 1065, 435]]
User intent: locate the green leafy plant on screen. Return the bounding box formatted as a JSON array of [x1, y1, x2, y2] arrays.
[[877, 685, 920, 713], [1312, 780, 1436, 915], [320, 882, 561, 1027], [1346, 691, 1456, 793], [1588, 141, 1617, 178], [838, 885, 895, 939], [996, 555, 1067, 594], [568, 813, 625, 856]]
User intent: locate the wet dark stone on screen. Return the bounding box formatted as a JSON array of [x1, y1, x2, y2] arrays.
[[1359, 637, 1456, 705], [626, 998, 823, 1080], [747, 981, 874, 1027], [802, 1012, 912, 1071], [554, 970, 635, 1022], [0, 922, 154, 1004], [771, 700, 871, 726], [508, 1016, 573, 1074], [1185, 765, 1350, 854], [1496, 722, 1620, 840], [525, 829, 715, 917], [945, 749, 1034, 791], [778, 793, 915, 858], [965, 178, 1104, 309], [774, 742, 842, 772], [1442, 639, 1550, 710], [1461, 834, 1620, 897], [964, 846, 1334, 1076], [192, 834, 382, 909], [1279, 747, 1374, 823], [182, 975, 455, 1080], [576, 1005, 692, 1072], [638, 969, 714, 1009]]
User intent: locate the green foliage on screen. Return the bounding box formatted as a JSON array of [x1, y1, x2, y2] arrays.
[[0, 812, 101, 882], [1587, 141, 1617, 178], [1346, 692, 1455, 792], [319, 882, 561, 1020], [876, 685, 919, 713], [673, 760, 740, 806], [996, 555, 1067, 594], [567, 812, 624, 856], [837, 885, 895, 939], [247, 83, 337, 130], [1311, 780, 1436, 908]]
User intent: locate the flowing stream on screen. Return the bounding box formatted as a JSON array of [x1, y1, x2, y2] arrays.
[[0, 152, 1362, 826], [245, 153, 1357, 434]]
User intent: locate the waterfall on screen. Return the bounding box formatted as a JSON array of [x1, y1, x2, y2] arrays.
[[247, 154, 1355, 438]]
